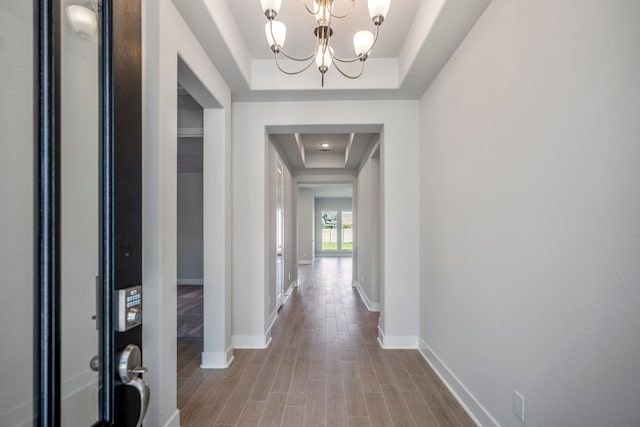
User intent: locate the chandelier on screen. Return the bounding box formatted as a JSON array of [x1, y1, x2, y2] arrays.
[[260, 0, 391, 86]]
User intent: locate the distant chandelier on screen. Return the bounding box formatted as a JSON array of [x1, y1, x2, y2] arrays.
[[260, 0, 391, 86]]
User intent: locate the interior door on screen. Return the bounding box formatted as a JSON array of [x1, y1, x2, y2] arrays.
[[276, 160, 284, 309], [32, 1, 145, 426]]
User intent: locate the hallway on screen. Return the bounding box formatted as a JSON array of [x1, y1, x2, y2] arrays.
[[177, 258, 475, 426]]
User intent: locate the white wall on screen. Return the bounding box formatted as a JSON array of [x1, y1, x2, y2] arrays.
[[143, 0, 232, 425], [355, 153, 381, 311], [297, 188, 314, 263], [177, 172, 204, 283], [0, 3, 34, 426], [232, 100, 419, 349], [418, 0, 640, 426]]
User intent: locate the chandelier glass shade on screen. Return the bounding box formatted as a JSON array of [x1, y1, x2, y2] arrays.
[[260, 0, 391, 86]]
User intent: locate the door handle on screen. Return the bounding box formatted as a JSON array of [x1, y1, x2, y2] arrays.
[[118, 344, 150, 427], [127, 377, 150, 427]]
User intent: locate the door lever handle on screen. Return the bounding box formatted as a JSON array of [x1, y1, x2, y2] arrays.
[[118, 344, 150, 427], [128, 376, 150, 427]]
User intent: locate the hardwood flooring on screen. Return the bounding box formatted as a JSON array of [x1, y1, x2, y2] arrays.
[[177, 257, 476, 427]]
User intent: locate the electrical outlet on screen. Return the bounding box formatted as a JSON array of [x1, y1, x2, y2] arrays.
[[513, 391, 525, 423], [288, 272, 291, 280]]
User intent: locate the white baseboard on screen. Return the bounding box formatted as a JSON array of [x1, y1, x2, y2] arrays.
[[298, 259, 312, 265], [353, 281, 380, 312], [177, 279, 203, 285], [268, 309, 278, 333], [377, 326, 418, 349], [418, 338, 498, 427], [163, 409, 180, 427], [232, 334, 272, 349], [285, 281, 297, 295], [201, 346, 234, 369]]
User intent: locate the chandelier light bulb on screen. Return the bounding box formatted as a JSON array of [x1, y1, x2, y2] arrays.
[[265, 21, 286, 51], [367, 0, 391, 24], [315, 46, 334, 71], [353, 30, 374, 58]]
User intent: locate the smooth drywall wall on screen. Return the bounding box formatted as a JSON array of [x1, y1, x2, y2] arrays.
[[0, 3, 33, 425], [418, 0, 640, 426], [177, 172, 204, 283], [297, 188, 314, 263], [356, 156, 381, 310], [143, 0, 231, 424], [232, 100, 419, 348]]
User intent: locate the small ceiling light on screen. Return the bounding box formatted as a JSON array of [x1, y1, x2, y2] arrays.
[[66, 4, 97, 38], [261, 0, 391, 87], [318, 143, 332, 152]]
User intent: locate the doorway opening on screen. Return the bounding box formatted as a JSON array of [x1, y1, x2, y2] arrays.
[[268, 128, 383, 347], [176, 84, 204, 342]]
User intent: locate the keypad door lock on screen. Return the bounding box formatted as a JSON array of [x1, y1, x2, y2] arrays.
[[115, 285, 142, 332]]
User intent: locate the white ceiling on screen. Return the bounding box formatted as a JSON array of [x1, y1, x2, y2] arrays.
[[271, 132, 377, 173], [228, 0, 421, 61], [171, 0, 493, 102], [174, 0, 492, 196], [299, 183, 353, 198]]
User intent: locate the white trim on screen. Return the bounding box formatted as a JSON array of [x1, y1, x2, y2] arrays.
[[201, 346, 235, 369], [285, 281, 297, 294], [177, 279, 203, 285], [163, 409, 181, 427], [377, 325, 385, 348], [267, 309, 278, 333], [353, 281, 380, 312], [177, 127, 203, 137], [298, 259, 312, 265], [377, 326, 418, 349], [232, 334, 272, 349], [418, 338, 499, 427]]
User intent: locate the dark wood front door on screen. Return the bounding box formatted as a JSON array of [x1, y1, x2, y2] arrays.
[[36, 0, 144, 425]]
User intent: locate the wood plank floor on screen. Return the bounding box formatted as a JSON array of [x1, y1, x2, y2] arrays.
[[177, 257, 476, 427]]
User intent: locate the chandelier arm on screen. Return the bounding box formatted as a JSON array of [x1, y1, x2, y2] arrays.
[[302, 0, 355, 19], [331, 58, 366, 79], [330, 0, 357, 19], [267, 20, 319, 62], [274, 51, 319, 75], [331, 24, 380, 63], [303, 0, 316, 15]]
